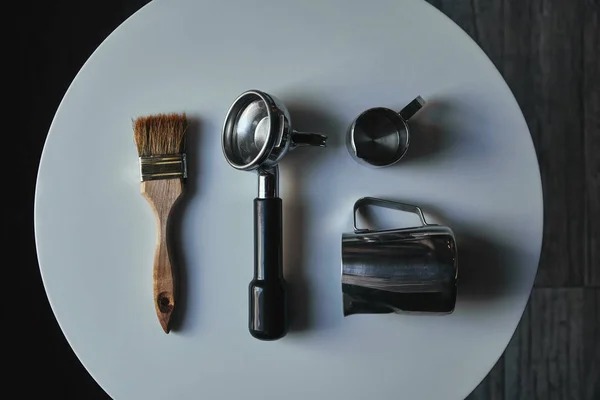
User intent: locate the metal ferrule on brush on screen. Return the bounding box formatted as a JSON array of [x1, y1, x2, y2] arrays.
[[139, 154, 187, 181]]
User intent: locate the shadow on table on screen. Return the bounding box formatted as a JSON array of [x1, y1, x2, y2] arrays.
[[392, 200, 526, 303], [280, 99, 345, 335]]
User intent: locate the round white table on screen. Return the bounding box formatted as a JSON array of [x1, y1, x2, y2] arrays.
[[35, 0, 543, 398]]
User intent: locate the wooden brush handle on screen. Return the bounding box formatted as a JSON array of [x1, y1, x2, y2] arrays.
[[141, 179, 184, 333]]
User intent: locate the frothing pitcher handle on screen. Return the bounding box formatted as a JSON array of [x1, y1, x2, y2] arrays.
[[290, 131, 328, 148], [398, 96, 426, 120], [353, 197, 429, 233], [249, 197, 288, 341]]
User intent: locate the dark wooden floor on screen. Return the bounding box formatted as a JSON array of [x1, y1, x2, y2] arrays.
[[18, 0, 598, 398]]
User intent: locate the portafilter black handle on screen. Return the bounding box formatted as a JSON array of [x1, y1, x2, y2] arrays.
[[249, 197, 288, 340]]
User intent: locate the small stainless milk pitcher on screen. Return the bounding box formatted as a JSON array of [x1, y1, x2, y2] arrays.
[[346, 96, 425, 167], [342, 197, 458, 316]]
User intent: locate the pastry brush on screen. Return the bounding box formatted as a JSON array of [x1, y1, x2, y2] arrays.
[[133, 113, 187, 333]]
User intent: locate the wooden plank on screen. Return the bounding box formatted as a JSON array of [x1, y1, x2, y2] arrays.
[[505, 289, 587, 399], [503, 296, 534, 400], [583, 288, 600, 399], [584, 1, 600, 286], [469, 0, 506, 71]]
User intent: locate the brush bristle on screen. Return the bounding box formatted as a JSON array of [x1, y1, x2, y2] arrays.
[[133, 113, 187, 157]]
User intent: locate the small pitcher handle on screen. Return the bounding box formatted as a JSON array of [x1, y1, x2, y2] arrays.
[[398, 96, 426, 120]]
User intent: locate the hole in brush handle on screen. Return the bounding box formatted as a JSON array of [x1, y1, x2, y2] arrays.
[[157, 291, 174, 313]]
